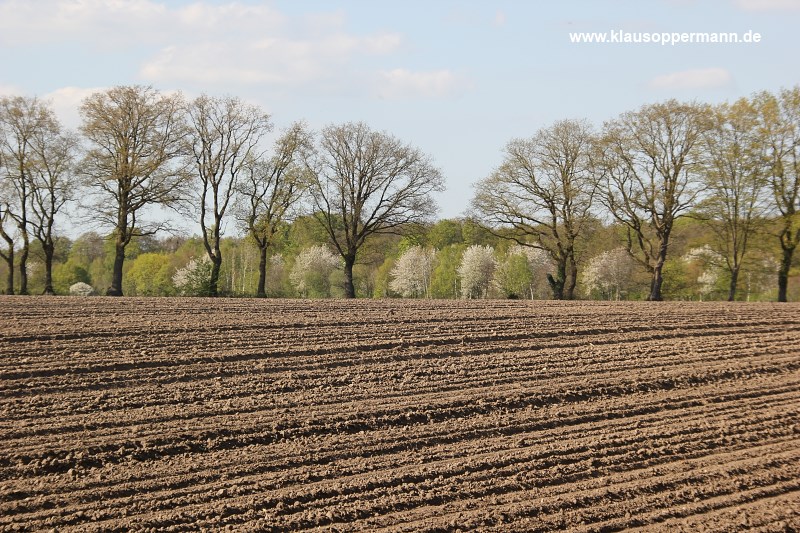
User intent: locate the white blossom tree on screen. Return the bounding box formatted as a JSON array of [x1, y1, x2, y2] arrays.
[[389, 245, 436, 298], [683, 245, 725, 300], [458, 244, 496, 299], [173, 256, 212, 296], [289, 245, 341, 298], [581, 247, 639, 300]]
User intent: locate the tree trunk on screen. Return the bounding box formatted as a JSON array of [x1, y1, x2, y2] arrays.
[[209, 255, 222, 297], [18, 237, 29, 295], [107, 240, 125, 296], [648, 237, 670, 302], [778, 245, 793, 303], [256, 245, 268, 298], [563, 252, 578, 300], [2, 248, 13, 295], [547, 273, 564, 300], [343, 255, 356, 298], [42, 241, 55, 295], [547, 257, 567, 300], [648, 264, 665, 301], [727, 265, 740, 302]]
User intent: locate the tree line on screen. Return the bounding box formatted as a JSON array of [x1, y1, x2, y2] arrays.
[[0, 85, 798, 301]]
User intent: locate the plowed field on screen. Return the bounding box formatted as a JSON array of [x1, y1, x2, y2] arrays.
[[1, 297, 799, 531]]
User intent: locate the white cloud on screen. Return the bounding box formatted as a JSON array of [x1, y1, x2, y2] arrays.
[[44, 86, 108, 129], [0, 0, 170, 46], [0, 0, 403, 90], [140, 29, 403, 87], [0, 85, 104, 128], [376, 69, 469, 100], [649, 67, 733, 90], [0, 1, 467, 100], [735, 0, 800, 10], [0, 84, 23, 96]]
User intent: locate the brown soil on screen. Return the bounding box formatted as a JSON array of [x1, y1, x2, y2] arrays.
[[1, 297, 799, 531]]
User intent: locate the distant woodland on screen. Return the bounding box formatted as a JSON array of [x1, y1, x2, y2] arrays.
[[1, 85, 798, 301]]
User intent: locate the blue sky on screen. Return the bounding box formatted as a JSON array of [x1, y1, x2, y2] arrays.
[[1, 0, 799, 222]]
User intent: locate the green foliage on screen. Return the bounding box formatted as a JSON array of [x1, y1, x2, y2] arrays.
[[52, 260, 91, 294], [287, 215, 332, 254], [461, 219, 494, 246], [494, 253, 533, 299], [173, 257, 213, 296], [426, 219, 464, 249], [373, 257, 396, 298], [124, 253, 175, 296], [430, 245, 464, 298]]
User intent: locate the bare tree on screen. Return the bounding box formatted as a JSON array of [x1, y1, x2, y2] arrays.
[[28, 121, 79, 295], [237, 122, 311, 297], [698, 98, 770, 301], [309, 122, 444, 298], [186, 95, 272, 297], [753, 87, 800, 302], [598, 100, 709, 301], [0, 96, 55, 294], [80, 85, 188, 296], [471, 119, 597, 299]]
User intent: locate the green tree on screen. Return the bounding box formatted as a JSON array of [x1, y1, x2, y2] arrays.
[[698, 98, 769, 301], [80, 85, 188, 296], [430, 244, 464, 298], [309, 122, 444, 298], [754, 87, 800, 302], [173, 256, 212, 296], [598, 100, 709, 301], [52, 259, 91, 294], [124, 253, 174, 296], [472, 119, 597, 299], [426, 219, 463, 249]]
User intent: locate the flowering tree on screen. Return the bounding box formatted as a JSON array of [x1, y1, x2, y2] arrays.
[[683, 245, 725, 300], [173, 256, 212, 296], [581, 247, 639, 300], [389, 246, 436, 298], [289, 245, 341, 298], [458, 244, 496, 299]]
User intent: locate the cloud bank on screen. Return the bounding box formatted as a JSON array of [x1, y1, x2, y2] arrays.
[[0, 0, 467, 101], [649, 67, 733, 90]]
